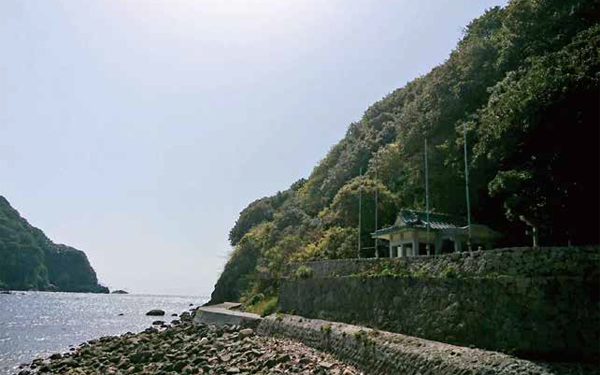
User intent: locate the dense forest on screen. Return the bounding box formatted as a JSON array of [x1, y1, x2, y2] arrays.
[[0, 196, 108, 293], [209, 0, 599, 307]]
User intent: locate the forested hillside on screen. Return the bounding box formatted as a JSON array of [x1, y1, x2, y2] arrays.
[[209, 0, 599, 306], [0, 196, 108, 293]]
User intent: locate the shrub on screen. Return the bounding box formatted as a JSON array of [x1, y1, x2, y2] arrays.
[[353, 330, 373, 346], [253, 296, 278, 317], [441, 264, 458, 278], [295, 265, 314, 279], [320, 324, 331, 335]]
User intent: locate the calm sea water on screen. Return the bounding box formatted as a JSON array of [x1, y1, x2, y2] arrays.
[[0, 291, 207, 375]]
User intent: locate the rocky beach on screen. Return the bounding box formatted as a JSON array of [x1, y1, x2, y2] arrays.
[[12, 311, 361, 375]]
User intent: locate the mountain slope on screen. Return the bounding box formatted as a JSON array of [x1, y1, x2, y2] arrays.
[[209, 0, 599, 306]]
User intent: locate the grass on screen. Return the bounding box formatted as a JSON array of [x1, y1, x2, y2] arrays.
[[353, 330, 373, 346], [247, 296, 278, 317]]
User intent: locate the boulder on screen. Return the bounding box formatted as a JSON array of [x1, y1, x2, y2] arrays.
[[146, 309, 165, 316], [111, 290, 129, 294], [239, 328, 254, 338]]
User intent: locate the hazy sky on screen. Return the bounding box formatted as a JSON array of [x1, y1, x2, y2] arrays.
[[1, 0, 509, 296]]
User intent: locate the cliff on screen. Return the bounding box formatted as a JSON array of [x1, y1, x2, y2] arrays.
[[0, 195, 108, 293]]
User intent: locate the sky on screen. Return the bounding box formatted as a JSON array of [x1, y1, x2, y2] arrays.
[[0, 0, 509, 296]]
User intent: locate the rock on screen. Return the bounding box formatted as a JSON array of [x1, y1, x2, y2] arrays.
[[49, 353, 62, 360], [152, 320, 165, 325], [61, 358, 79, 367], [0, 291, 12, 295], [180, 312, 192, 321], [146, 309, 165, 316], [239, 328, 254, 338], [299, 357, 311, 365], [129, 351, 152, 364], [118, 313, 124, 316], [16, 309, 364, 375], [173, 361, 187, 372], [171, 313, 178, 316], [111, 290, 129, 294]]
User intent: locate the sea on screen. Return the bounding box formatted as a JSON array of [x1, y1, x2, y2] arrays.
[[0, 291, 208, 375]]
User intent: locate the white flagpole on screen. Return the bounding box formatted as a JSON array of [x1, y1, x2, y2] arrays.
[[425, 138, 431, 255], [463, 123, 472, 251], [358, 167, 362, 258], [375, 165, 379, 258]]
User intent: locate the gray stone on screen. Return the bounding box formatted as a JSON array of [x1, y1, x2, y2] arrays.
[[239, 328, 254, 338], [278, 246, 600, 362], [146, 309, 165, 316]]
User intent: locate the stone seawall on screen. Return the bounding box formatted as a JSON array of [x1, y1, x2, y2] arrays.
[[280, 247, 599, 362], [257, 314, 595, 375]]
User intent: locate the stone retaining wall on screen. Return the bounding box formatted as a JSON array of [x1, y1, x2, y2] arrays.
[[280, 247, 599, 362], [257, 314, 595, 375], [286, 246, 599, 279]]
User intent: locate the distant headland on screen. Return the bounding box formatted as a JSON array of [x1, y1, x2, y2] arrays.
[[0, 196, 108, 293]]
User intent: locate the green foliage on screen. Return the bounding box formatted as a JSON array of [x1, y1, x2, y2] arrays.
[[0, 196, 107, 293], [325, 178, 397, 229], [353, 330, 373, 346], [474, 24, 600, 241], [294, 265, 314, 279], [240, 277, 280, 316], [228, 197, 275, 246], [210, 225, 267, 304], [264, 234, 303, 278], [251, 296, 278, 317], [441, 265, 458, 279], [488, 170, 533, 222], [211, 0, 600, 304], [412, 267, 428, 279], [310, 227, 358, 260]]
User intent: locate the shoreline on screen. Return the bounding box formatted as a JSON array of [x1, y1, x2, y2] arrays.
[[12, 310, 361, 375], [12, 304, 598, 375], [0, 292, 204, 375]]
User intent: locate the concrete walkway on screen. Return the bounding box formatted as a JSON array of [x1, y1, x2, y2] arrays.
[[193, 302, 262, 328]]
